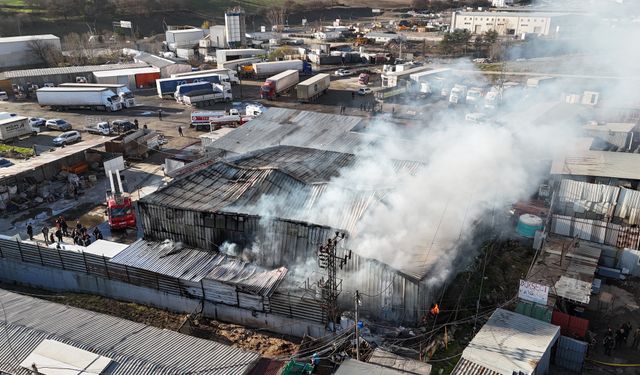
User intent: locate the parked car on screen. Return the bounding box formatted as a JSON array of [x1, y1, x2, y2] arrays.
[[357, 87, 373, 96], [334, 69, 353, 77], [0, 91, 8, 101], [29, 117, 46, 127], [45, 119, 72, 131], [52, 130, 81, 146], [111, 120, 136, 133], [0, 158, 13, 168]]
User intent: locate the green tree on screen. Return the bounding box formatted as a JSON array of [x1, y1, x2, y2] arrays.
[[484, 30, 499, 44], [439, 29, 471, 55]]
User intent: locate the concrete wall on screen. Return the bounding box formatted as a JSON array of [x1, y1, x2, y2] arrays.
[[451, 13, 554, 36], [0, 258, 326, 337]]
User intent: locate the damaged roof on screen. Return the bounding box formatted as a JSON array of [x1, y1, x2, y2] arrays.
[[110, 239, 287, 296], [0, 289, 259, 375]]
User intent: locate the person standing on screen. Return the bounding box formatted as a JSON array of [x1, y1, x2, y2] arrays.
[[55, 228, 63, 243], [134, 119, 139, 129], [60, 217, 68, 236], [351, 91, 355, 100], [178, 126, 184, 137], [158, 109, 163, 120], [26, 222, 33, 240], [42, 225, 49, 245], [604, 335, 613, 356]]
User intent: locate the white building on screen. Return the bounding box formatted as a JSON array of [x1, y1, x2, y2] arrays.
[[314, 31, 342, 40], [451, 11, 577, 36], [225, 7, 247, 47], [364, 32, 404, 43], [165, 28, 207, 51], [491, 0, 514, 6], [215, 48, 266, 69], [0, 34, 61, 69]]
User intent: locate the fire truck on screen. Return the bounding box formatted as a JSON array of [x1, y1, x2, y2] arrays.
[[106, 169, 136, 230]]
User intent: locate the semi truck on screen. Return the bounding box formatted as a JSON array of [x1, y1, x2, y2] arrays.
[[181, 85, 233, 107], [156, 73, 230, 98], [174, 82, 214, 103], [58, 83, 136, 108], [252, 60, 312, 77], [172, 68, 240, 84], [296, 74, 330, 103], [36, 87, 122, 112], [448, 84, 468, 105], [0, 116, 37, 142], [261, 70, 299, 99]]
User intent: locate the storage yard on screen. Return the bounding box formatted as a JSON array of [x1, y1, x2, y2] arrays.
[[0, 1, 640, 375]]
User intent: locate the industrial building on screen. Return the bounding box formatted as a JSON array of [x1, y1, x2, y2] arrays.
[[93, 66, 160, 89], [451, 309, 560, 375], [139, 109, 478, 323], [364, 32, 405, 43], [216, 48, 266, 69], [165, 27, 207, 51], [134, 51, 191, 77], [0, 288, 260, 374], [0, 63, 147, 87], [0, 34, 61, 70], [450, 11, 579, 36], [225, 7, 247, 47]]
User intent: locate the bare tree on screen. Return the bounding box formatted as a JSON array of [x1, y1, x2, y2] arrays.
[[264, 7, 286, 29], [28, 40, 63, 67], [63, 33, 99, 65]]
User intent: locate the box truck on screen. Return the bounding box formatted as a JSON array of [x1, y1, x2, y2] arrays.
[[36, 87, 122, 112], [252, 60, 312, 77], [156, 73, 230, 98], [296, 73, 330, 103], [261, 70, 299, 99], [0, 116, 35, 142], [59, 83, 136, 108]]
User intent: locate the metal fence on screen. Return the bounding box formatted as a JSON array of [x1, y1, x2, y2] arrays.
[[0, 238, 326, 324]]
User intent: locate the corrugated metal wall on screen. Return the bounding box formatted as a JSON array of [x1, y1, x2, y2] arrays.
[[554, 336, 587, 373], [139, 202, 432, 323], [550, 214, 640, 250]]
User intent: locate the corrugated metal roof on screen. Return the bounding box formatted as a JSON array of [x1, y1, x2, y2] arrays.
[[0, 289, 260, 375], [93, 67, 160, 77], [110, 239, 288, 296], [460, 309, 560, 375], [143, 145, 444, 280], [368, 348, 431, 375], [203, 108, 372, 155], [135, 52, 176, 68], [3, 63, 148, 79], [450, 358, 500, 375]]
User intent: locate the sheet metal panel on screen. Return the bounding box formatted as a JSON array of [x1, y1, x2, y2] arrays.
[[0, 289, 259, 375], [615, 187, 640, 225], [555, 335, 587, 373]]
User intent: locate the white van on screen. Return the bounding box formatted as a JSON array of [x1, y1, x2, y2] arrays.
[[0, 91, 8, 101]]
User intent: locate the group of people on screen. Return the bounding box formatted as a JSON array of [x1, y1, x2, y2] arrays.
[[602, 322, 640, 355], [28, 216, 103, 247]]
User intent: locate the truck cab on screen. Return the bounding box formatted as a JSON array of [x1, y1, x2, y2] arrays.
[[107, 195, 136, 229], [449, 84, 468, 105]]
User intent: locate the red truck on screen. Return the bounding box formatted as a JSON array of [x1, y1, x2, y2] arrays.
[[106, 169, 136, 230], [260, 70, 299, 100]]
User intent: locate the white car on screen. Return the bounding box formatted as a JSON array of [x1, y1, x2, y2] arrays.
[[334, 69, 353, 77], [357, 87, 372, 96], [0, 91, 8, 101], [29, 117, 46, 127], [52, 130, 81, 146], [45, 119, 72, 131]]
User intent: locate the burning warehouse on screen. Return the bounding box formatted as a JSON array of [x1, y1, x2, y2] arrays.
[[140, 106, 574, 323]]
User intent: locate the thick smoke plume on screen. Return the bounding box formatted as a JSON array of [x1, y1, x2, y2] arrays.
[[232, 0, 639, 292]]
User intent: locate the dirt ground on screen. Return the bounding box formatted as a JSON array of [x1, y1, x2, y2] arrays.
[[0, 282, 300, 358]]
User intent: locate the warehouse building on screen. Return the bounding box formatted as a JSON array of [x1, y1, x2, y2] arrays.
[[0, 288, 260, 374], [450, 11, 579, 36], [165, 27, 207, 51], [1, 63, 148, 87], [93, 66, 160, 89], [0, 34, 61, 70], [134, 51, 191, 77], [139, 108, 480, 324]]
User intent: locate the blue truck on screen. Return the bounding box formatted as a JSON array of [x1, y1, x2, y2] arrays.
[[156, 73, 230, 98]]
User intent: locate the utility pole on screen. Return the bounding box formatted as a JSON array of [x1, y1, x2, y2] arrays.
[[316, 232, 351, 331], [355, 290, 360, 361]]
